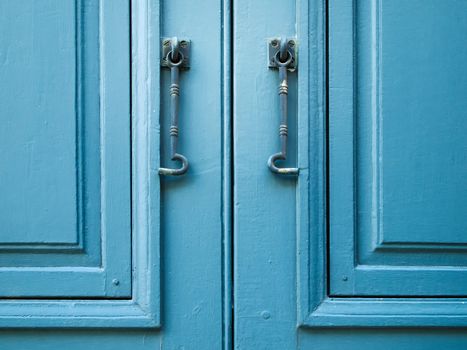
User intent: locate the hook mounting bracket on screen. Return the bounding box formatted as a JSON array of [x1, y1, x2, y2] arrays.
[[161, 38, 191, 69], [267, 37, 297, 71]]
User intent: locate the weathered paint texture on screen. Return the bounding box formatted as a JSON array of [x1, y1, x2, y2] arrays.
[[0, 0, 230, 348], [235, 0, 467, 349], [3, 0, 467, 349]]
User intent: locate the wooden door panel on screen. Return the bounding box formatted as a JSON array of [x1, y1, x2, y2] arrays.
[[0, 0, 131, 298], [0, 0, 91, 245], [0, 0, 102, 271], [329, 0, 467, 297]]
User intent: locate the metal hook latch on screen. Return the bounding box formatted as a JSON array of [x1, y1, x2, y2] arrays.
[[159, 37, 191, 176], [267, 37, 299, 176]]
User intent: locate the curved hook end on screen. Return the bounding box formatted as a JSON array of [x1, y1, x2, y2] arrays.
[[159, 153, 189, 176], [268, 153, 299, 176]]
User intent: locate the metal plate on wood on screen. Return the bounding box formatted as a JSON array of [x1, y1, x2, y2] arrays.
[[161, 38, 191, 69], [267, 37, 297, 72]]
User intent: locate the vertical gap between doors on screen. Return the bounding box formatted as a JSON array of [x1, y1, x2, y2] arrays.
[[229, 0, 235, 347], [222, 0, 234, 348], [325, 0, 331, 296]]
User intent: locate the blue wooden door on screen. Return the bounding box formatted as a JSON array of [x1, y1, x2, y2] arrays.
[[0, 0, 229, 349], [234, 0, 467, 349], [5, 0, 467, 349]]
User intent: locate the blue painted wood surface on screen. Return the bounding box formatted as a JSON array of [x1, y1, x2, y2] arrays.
[[236, 0, 467, 348], [0, 0, 131, 298], [0, 2, 229, 350], [158, 0, 230, 348], [4, 0, 467, 348], [300, 0, 467, 333], [234, 0, 299, 348], [329, 0, 467, 297]]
